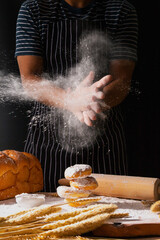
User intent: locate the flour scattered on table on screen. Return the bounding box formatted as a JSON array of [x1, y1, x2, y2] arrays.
[[0, 194, 159, 222], [0, 195, 64, 217], [100, 196, 159, 221]]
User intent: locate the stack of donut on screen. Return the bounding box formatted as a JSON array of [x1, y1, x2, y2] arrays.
[[57, 164, 98, 200]]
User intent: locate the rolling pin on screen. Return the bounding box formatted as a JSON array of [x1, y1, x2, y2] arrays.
[[58, 174, 160, 201]]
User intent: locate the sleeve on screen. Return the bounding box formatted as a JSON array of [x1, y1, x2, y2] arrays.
[[15, 2, 42, 57], [110, 3, 138, 61]]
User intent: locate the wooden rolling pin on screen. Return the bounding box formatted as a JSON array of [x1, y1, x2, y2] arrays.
[[58, 174, 160, 201]]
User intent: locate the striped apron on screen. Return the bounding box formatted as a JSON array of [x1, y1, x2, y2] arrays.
[[24, 19, 128, 192]]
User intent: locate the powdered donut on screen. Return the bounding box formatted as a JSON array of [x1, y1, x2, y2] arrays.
[[56, 186, 91, 199], [64, 164, 92, 180], [70, 176, 98, 190]]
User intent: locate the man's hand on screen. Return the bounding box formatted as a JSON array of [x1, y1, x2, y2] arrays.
[[75, 59, 136, 127], [65, 72, 111, 114], [70, 73, 112, 126]]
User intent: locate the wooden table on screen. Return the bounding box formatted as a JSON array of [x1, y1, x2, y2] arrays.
[[0, 194, 160, 239], [53, 237, 160, 240], [77, 237, 160, 240]]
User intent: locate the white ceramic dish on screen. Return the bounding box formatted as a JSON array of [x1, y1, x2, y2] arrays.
[[15, 193, 45, 208]]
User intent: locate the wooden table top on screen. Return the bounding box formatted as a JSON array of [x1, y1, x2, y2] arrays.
[[54, 237, 160, 240], [76, 237, 160, 240]]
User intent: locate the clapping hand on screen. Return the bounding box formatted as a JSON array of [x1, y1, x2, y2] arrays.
[[66, 71, 112, 126]]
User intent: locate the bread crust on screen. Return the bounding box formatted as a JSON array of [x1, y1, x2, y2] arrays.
[[0, 152, 17, 176], [0, 150, 43, 201]]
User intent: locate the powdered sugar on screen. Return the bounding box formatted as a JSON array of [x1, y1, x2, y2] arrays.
[[64, 164, 92, 179], [72, 177, 97, 185], [57, 186, 90, 199]]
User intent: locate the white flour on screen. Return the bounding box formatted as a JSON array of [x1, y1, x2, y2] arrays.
[[99, 196, 159, 222], [0, 194, 159, 223]]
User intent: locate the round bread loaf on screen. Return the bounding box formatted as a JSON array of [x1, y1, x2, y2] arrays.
[[0, 150, 43, 201]]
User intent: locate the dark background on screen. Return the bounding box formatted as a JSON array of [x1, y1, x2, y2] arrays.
[[0, 1, 159, 178], [0, 0, 31, 152]]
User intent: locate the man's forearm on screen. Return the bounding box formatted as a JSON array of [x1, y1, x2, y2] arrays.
[[21, 72, 110, 114], [22, 75, 67, 109], [103, 59, 135, 108], [103, 77, 131, 108]]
